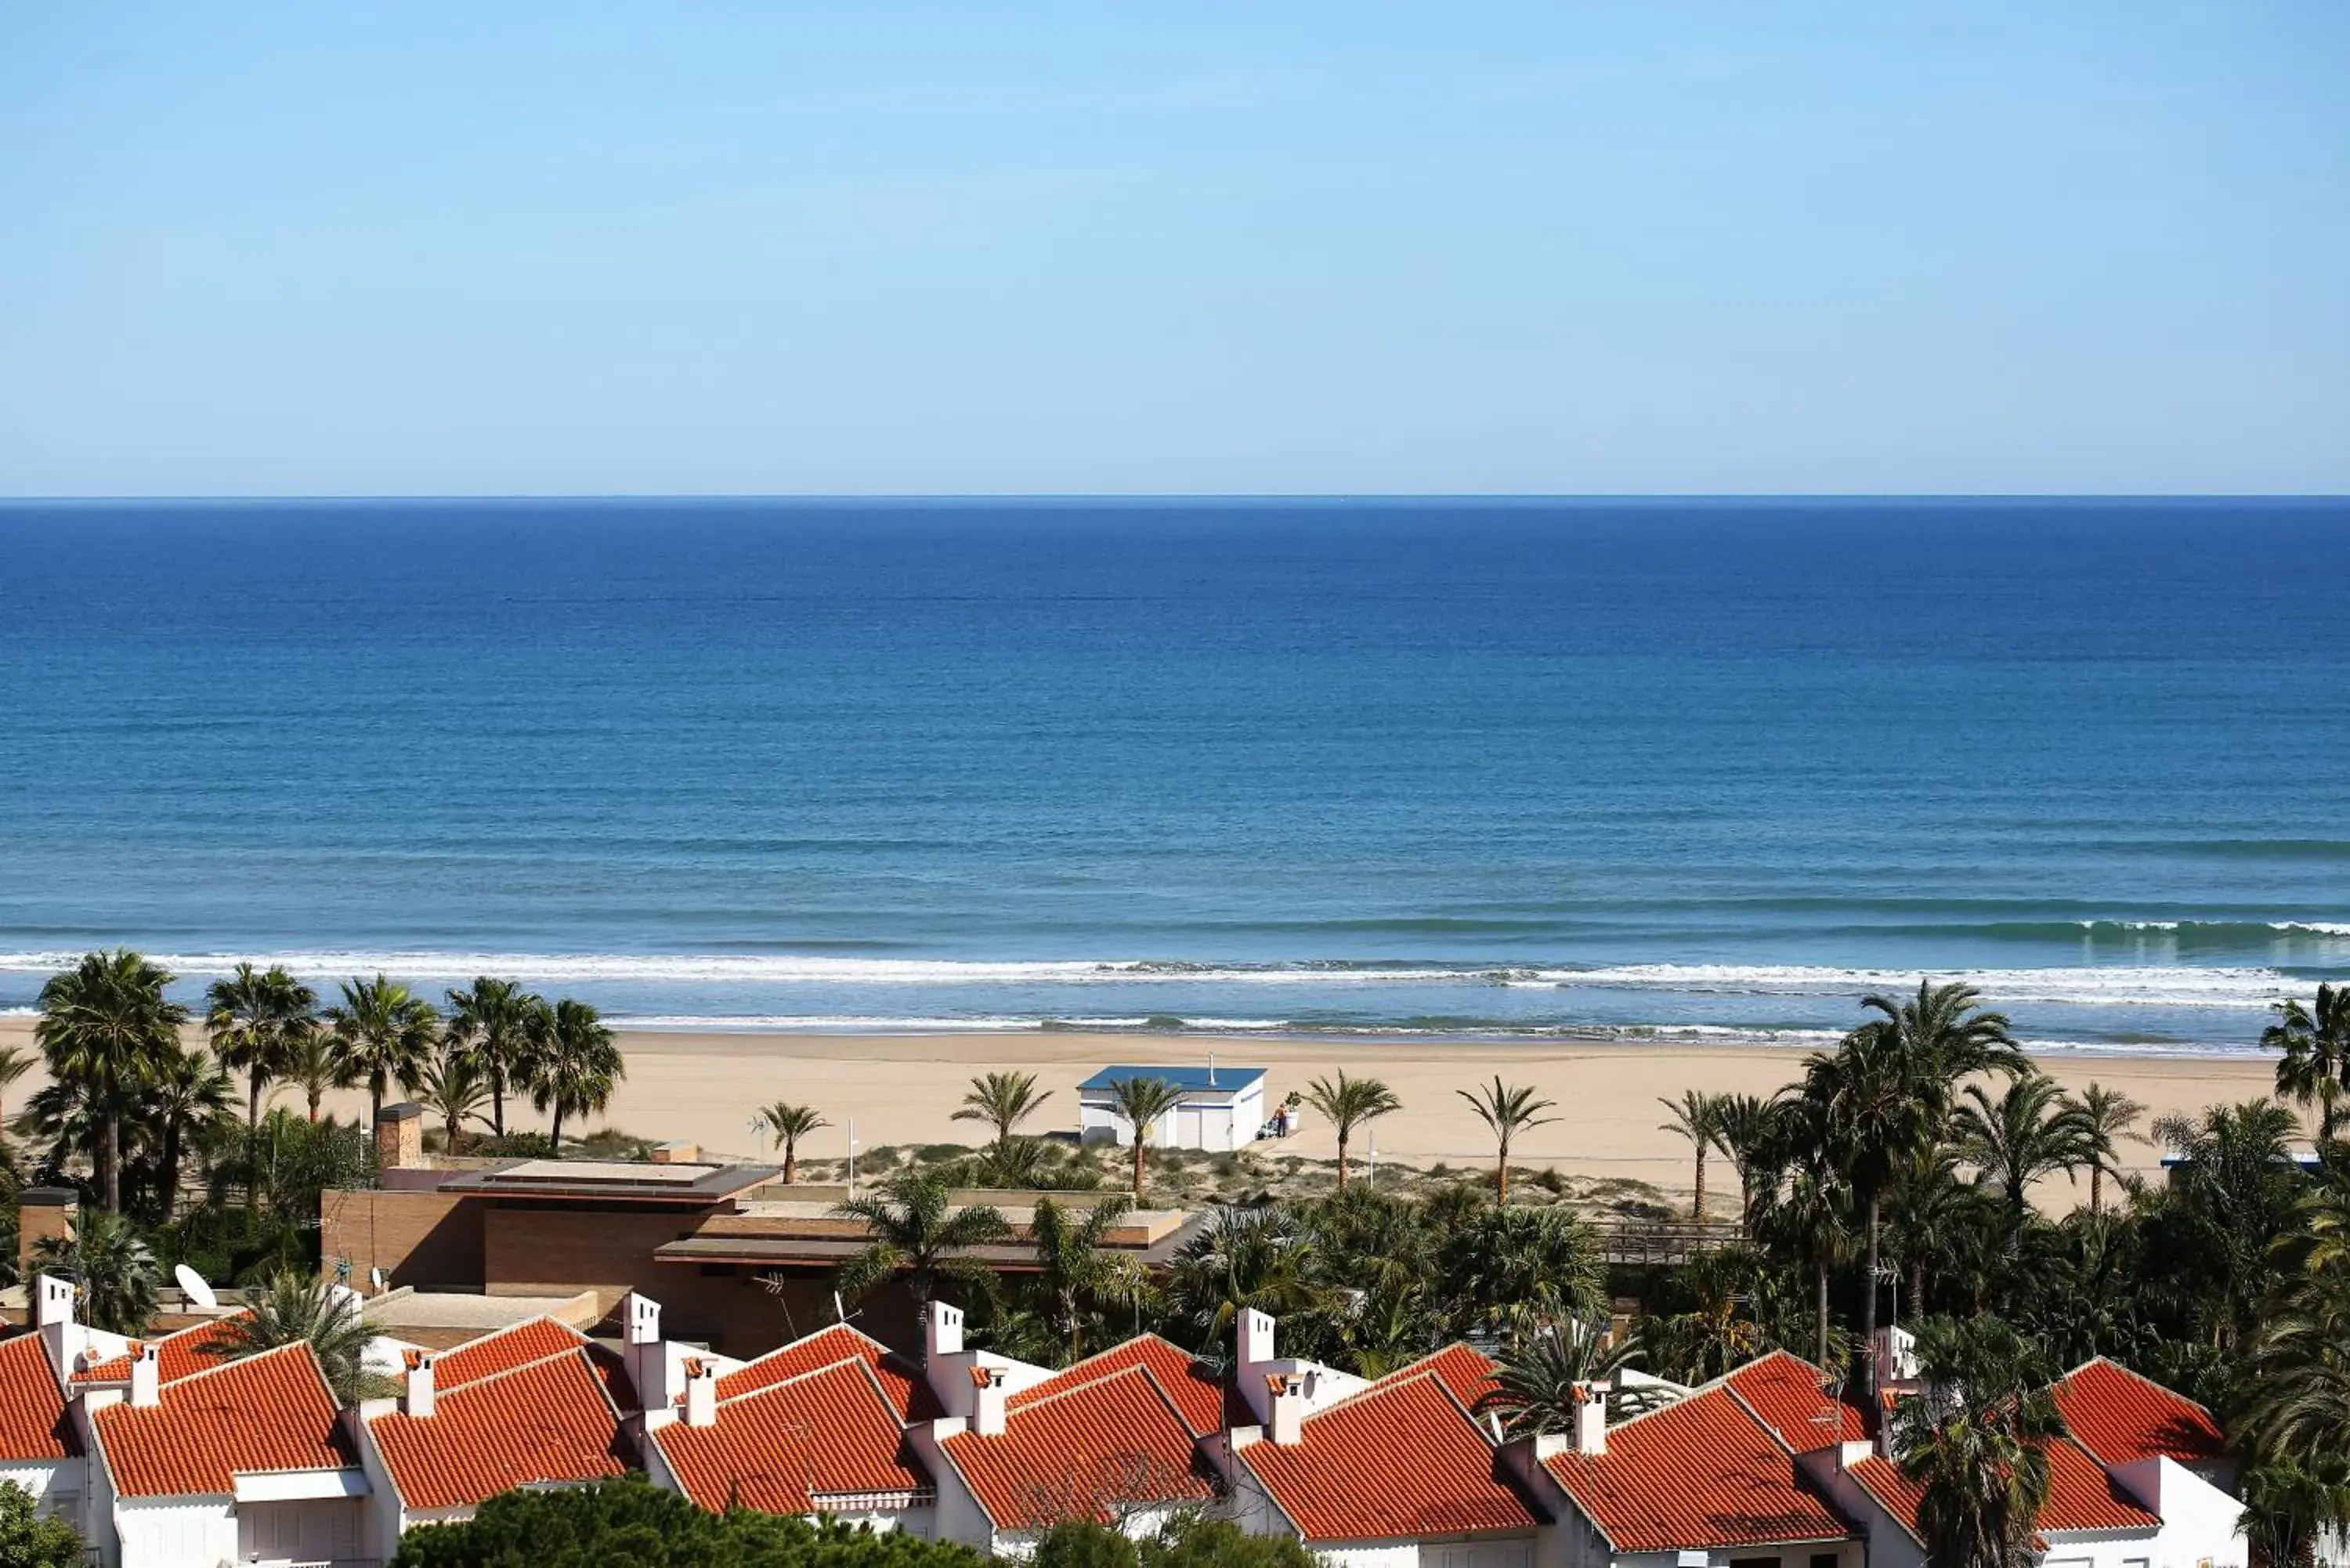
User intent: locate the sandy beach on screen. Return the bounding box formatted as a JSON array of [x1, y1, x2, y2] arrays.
[[0, 1018, 2284, 1205]]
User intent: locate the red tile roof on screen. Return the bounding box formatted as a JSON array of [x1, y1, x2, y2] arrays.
[[1365, 1343, 1506, 1411], [73, 1313, 249, 1385], [432, 1318, 595, 1389], [1238, 1370, 1540, 1545], [0, 1334, 75, 1461], [1850, 1437, 2160, 1543], [656, 1357, 931, 1514], [942, 1364, 1213, 1532], [1544, 1387, 1853, 1553], [720, 1324, 941, 1422], [1726, 1351, 1869, 1452], [1010, 1336, 1231, 1438], [92, 1344, 355, 1498], [2053, 1358, 2226, 1467], [369, 1349, 630, 1512]]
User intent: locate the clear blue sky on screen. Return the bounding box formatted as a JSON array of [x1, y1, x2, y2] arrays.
[[4, 3, 2345, 496]]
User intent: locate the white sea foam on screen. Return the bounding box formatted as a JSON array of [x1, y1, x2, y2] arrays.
[[0, 948, 2321, 1010]]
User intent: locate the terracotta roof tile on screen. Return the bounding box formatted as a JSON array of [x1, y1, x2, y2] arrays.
[[656, 1357, 931, 1514], [369, 1348, 630, 1512], [1851, 1437, 2160, 1542], [432, 1318, 595, 1389], [1544, 1386, 1853, 1553], [719, 1324, 941, 1422], [1010, 1337, 1229, 1438], [1726, 1351, 1869, 1451], [92, 1344, 355, 1498], [1364, 1343, 1505, 1411], [2053, 1358, 2226, 1467], [942, 1364, 1213, 1532], [1239, 1370, 1540, 1545], [0, 1334, 75, 1461], [73, 1313, 249, 1385]]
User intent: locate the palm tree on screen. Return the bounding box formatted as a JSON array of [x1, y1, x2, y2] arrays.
[[36, 948, 189, 1212], [833, 1169, 1011, 1331], [1893, 1320, 2066, 1568], [213, 1270, 380, 1405], [1658, 1090, 1723, 1220], [146, 1046, 236, 1221], [1303, 1071, 1401, 1192], [952, 1071, 1052, 1151], [1950, 1073, 2097, 1225], [1828, 980, 2024, 1387], [1029, 1194, 1147, 1362], [0, 1043, 31, 1158], [444, 977, 543, 1139], [2269, 983, 2350, 1141], [413, 1044, 494, 1152], [750, 1102, 827, 1183], [530, 999, 624, 1147], [1442, 1203, 1606, 1344], [324, 974, 439, 1125], [1480, 1320, 1670, 1436], [2235, 1177, 2350, 1483], [2069, 1082, 2147, 1213], [1104, 1075, 1187, 1198], [1162, 1206, 1343, 1354], [205, 963, 318, 1132], [1455, 1077, 1556, 1202], [32, 1209, 160, 1335], [282, 1028, 356, 1122], [1712, 1092, 1786, 1225]]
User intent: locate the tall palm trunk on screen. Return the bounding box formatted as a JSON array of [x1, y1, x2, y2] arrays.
[[307, 1088, 323, 1122], [371, 1086, 384, 1127], [1860, 1194, 1882, 1390], [490, 1074, 505, 1138], [550, 1105, 565, 1148], [1815, 1256, 1830, 1368], [2089, 1162, 2102, 1213], [160, 1124, 183, 1223], [104, 1111, 122, 1214], [247, 1071, 265, 1212], [1335, 1133, 1350, 1191], [783, 1138, 798, 1184], [1693, 1147, 1707, 1220], [1131, 1136, 1146, 1198]]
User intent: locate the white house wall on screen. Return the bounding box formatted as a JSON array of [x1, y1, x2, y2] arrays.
[[0, 1459, 78, 1525], [238, 1495, 367, 1563], [2111, 1458, 2249, 1568], [114, 1495, 239, 1568]]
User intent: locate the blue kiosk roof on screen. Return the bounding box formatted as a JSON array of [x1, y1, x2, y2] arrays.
[[1078, 1064, 1267, 1093]]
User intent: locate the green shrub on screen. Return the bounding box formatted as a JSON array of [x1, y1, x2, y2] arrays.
[[391, 1476, 987, 1567]]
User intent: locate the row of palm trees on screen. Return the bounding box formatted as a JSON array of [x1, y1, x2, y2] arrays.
[[24, 950, 627, 1212]]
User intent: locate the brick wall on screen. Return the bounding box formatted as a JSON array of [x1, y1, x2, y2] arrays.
[[318, 1189, 486, 1290]]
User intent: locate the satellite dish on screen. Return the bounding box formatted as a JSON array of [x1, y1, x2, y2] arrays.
[[173, 1265, 218, 1310]]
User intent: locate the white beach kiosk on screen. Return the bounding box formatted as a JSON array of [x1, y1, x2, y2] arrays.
[[1077, 1064, 1268, 1153]]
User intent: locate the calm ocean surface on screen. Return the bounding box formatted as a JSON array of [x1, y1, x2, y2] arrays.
[[2, 498, 2346, 1053]]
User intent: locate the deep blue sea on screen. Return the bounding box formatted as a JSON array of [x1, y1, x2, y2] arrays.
[[2, 498, 2346, 1054]]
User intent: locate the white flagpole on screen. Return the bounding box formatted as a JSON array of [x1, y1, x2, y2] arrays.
[[848, 1118, 859, 1198]]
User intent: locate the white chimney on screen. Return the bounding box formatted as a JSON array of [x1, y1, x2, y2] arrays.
[[1533, 1429, 1571, 1461], [623, 1291, 674, 1413], [402, 1349, 436, 1418], [972, 1365, 1008, 1436], [1573, 1382, 1606, 1455], [1238, 1308, 1274, 1371], [1267, 1373, 1304, 1447], [927, 1301, 965, 1362], [128, 1342, 161, 1409], [682, 1357, 717, 1428], [33, 1274, 80, 1375]]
